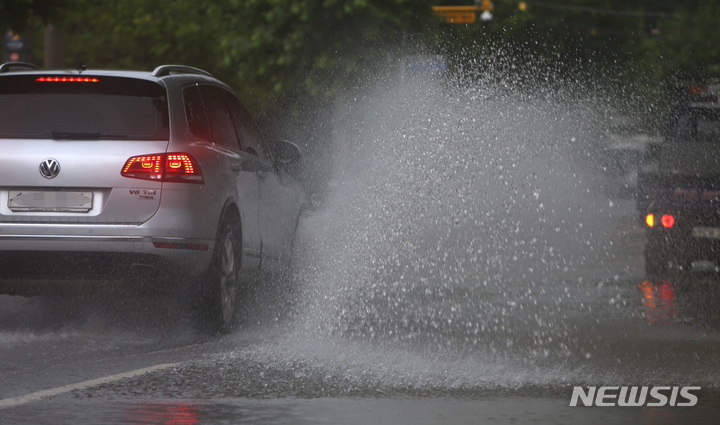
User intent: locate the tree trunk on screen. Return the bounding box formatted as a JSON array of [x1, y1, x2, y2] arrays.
[[44, 23, 65, 68]]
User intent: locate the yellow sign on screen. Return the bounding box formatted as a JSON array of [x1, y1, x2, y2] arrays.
[[432, 7, 477, 24], [432, 3, 493, 24]]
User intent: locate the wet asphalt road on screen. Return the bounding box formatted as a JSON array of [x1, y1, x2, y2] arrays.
[[1, 196, 720, 424]]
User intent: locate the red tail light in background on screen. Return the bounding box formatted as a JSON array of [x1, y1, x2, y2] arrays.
[[690, 85, 707, 95], [661, 214, 675, 228], [122, 153, 203, 183], [645, 214, 676, 228]]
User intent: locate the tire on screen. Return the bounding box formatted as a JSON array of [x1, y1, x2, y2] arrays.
[[200, 216, 241, 333]]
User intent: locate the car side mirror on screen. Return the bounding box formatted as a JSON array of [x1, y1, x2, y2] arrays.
[[274, 139, 301, 167]]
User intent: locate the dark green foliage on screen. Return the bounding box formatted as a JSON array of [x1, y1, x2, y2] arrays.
[[8, 1, 720, 111], [0, 0, 65, 31], [203, 0, 436, 105]]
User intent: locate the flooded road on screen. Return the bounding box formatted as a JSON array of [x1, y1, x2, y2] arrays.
[[1, 76, 720, 424]]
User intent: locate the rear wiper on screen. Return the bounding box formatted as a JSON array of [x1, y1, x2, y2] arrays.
[[51, 131, 128, 140]]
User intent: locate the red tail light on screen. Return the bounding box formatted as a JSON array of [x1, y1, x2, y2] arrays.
[[690, 85, 707, 95], [645, 214, 676, 228], [36, 77, 99, 83], [661, 214, 675, 228], [121, 153, 203, 183]]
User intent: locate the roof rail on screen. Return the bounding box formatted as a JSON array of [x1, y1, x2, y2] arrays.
[[0, 62, 41, 73], [152, 65, 213, 78]]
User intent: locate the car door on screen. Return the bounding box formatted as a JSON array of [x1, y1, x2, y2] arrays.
[[222, 92, 303, 263], [186, 85, 263, 268]]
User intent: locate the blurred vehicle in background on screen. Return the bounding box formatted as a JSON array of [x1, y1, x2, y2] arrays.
[[637, 83, 720, 275]]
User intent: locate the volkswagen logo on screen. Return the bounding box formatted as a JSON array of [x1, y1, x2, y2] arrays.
[[39, 158, 61, 179]]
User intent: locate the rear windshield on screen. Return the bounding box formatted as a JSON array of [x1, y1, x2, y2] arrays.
[[0, 75, 169, 140]]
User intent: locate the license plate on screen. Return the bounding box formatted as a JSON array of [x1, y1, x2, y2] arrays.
[[8, 190, 93, 212], [692, 226, 720, 240]]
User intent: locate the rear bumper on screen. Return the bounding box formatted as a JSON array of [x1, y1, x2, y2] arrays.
[[0, 186, 222, 288], [648, 229, 720, 251], [0, 233, 213, 255], [645, 214, 720, 264], [0, 233, 215, 295]]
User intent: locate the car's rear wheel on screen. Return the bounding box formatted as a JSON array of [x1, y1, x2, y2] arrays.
[[199, 215, 241, 333]]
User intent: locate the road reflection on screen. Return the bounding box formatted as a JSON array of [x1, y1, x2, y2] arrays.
[[642, 408, 677, 425], [639, 275, 720, 330], [123, 401, 199, 425], [638, 280, 676, 324]]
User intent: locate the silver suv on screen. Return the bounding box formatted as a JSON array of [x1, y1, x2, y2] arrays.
[[0, 63, 306, 331]]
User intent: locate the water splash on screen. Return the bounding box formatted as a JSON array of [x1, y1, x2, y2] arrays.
[[233, 58, 720, 395]]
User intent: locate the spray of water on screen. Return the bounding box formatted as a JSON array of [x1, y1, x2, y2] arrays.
[[220, 49, 720, 397], [293, 64, 612, 332]]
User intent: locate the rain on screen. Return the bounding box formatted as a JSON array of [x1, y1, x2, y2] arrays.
[[2, 3, 720, 424]]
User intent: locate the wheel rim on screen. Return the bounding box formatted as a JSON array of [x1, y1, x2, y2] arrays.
[[219, 232, 238, 325]]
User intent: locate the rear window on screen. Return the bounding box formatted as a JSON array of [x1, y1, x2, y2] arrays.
[[0, 75, 169, 140]]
